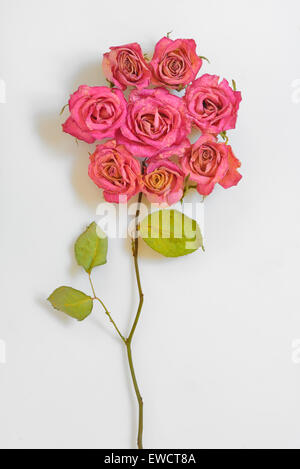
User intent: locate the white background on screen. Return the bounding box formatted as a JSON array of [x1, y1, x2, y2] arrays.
[[0, 0, 300, 450]]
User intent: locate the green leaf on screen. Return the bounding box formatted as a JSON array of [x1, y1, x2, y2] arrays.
[[232, 79, 237, 91], [48, 287, 93, 321], [75, 222, 108, 273], [140, 210, 204, 258]]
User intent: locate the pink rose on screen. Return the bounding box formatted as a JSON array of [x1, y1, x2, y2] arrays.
[[62, 85, 127, 144], [155, 138, 191, 160], [185, 74, 242, 134], [150, 37, 202, 90], [102, 43, 151, 91], [88, 140, 141, 203], [181, 134, 242, 196], [141, 160, 184, 205], [117, 88, 191, 159]]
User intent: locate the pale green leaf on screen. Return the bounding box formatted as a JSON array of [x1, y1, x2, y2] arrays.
[[140, 210, 204, 258], [75, 222, 108, 273], [48, 287, 93, 321]]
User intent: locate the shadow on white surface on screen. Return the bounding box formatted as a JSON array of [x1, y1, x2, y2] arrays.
[[36, 62, 107, 209], [36, 298, 71, 327]]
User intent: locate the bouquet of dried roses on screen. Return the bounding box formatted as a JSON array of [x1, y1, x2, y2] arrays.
[[48, 36, 242, 449]]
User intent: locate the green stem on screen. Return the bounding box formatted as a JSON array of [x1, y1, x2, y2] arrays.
[[96, 297, 126, 343], [89, 187, 145, 449], [89, 274, 126, 343], [126, 340, 144, 450], [126, 190, 145, 450]]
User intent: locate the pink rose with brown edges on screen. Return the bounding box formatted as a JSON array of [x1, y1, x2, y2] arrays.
[[103, 43, 151, 91], [141, 160, 184, 205], [62, 85, 127, 144], [185, 74, 242, 134], [117, 87, 191, 159], [150, 37, 202, 90], [181, 134, 242, 196], [88, 140, 141, 203]]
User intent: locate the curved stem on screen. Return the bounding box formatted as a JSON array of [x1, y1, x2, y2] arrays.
[[128, 207, 144, 343], [126, 190, 145, 449], [96, 297, 126, 343], [89, 274, 126, 343]]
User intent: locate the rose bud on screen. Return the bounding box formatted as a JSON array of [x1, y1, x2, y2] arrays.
[[181, 134, 242, 196], [88, 140, 141, 203], [102, 43, 151, 91], [185, 74, 242, 134], [62, 85, 127, 144], [150, 37, 202, 90], [141, 160, 184, 205]]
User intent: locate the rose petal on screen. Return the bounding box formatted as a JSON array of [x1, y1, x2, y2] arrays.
[[62, 117, 95, 144], [219, 146, 243, 189]]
